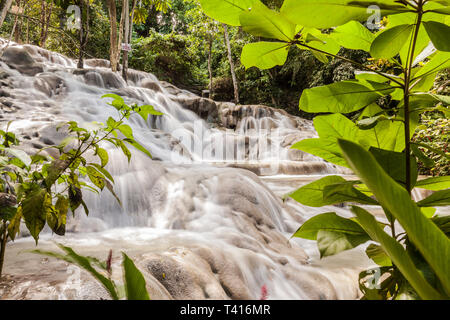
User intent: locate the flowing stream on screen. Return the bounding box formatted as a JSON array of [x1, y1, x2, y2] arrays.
[[0, 40, 376, 300]]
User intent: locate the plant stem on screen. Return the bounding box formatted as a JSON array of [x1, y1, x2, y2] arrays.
[[0, 222, 7, 279], [295, 42, 405, 87], [403, 1, 424, 195]]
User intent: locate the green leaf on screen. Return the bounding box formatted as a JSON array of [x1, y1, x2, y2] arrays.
[[7, 206, 22, 240], [21, 187, 51, 243], [102, 94, 125, 110], [198, 0, 254, 26], [117, 124, 134, 139], [323, 182, 379, 205], [351, 206, 443, 300], [280, 0, 408, 28], [370, 24, 414, 59], [369, 147, 418, 188], [239, 1, 295, 41], [292, 212, 369, 241], [4, 148, 31, 167], [124, 139, 152, 159], [417, 189, 450, 207], [122, 253, 150, 300], [431, 216, 450, 237], [116, 140, 132, 162], [411, 144, 435, 168], [338, 139, 450, 297], [366, 244, 392, 267], [89, 163, 114, 183], [32, 244, 119, 300], [241, 42, 289, 70], [86, 166, 105, 190], [413, 51, 450, 80], [416, 176, 450, 191], [137, 105, 163, 120], [288, 175, 371, 207], [330, 21, 375, 51], [317, 229, 369, 258], [299, 80, 394, 113], [95, 147, 109, 168], [423, 21, 450, 52]]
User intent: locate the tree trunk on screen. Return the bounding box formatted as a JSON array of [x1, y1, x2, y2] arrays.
[[129, 0, 137, 43], [207, 34, 213, 99], [122, 0, 130, 82], [0, 222, 7, 279], [107, 0, 118, 72], [39, 1, 52, 48], [0, 0, 13, 29], [116, 0, 126, 71], [223, 24, 239, 104], [77, 0, 89, 69]]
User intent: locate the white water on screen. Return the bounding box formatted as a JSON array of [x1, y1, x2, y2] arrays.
[[0, 41, 373, 300]]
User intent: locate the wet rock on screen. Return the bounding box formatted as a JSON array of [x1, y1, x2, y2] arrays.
[[1, 47, 44, 76]]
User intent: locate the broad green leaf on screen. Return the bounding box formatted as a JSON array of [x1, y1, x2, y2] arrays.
[[117, 124, 134, 139], [96, 147, 109, 168], [431, 216, 450, 237], [86, 166, 105, 190], [291, 114, 359, 167], [292, 138, 349, 167], [116, 140, 132, 162], [21, 187, 51, 243], [32, 244, 119, 300], [137, 105, 163, 120], [317, 229, 369, 258], [4, 148, 31, 167], [124, 139, 152, 159], [352, 206, 442, 300], [423, 21, 450, 52], [413, 51, 450, 80], [370, 24, 414, 59], [292, 212, 369, 240], [369, 147, 418, 188], [288, 175, 375, 207], [239, 1, 295, 41], [323, 182, 378, 205], [299, 80, 394, 113], [122, 253, 150, 300], [241, 42, 289, 70], [417, 189, 450, 207], [366, 244, 392, 267], [198, 0, 253, 26], [416, 176, 450, 191], [330, 21, 375, 51], [7, 206, 21, 240], [301, 28, 341, 57], [412, 144, 435, 168], [89, 163, 114, 183], [102, 94, 125, 110], [280, 0, 408, 28], [339, 139, 450, 296], [355, 71, 393, 83]]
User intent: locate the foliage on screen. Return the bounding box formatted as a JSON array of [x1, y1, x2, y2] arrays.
[[200, 0, 450, 300], [0, 94, 161, 277], [32, 244, 150, 300], [129, 30, 208, 89], [413, 116, 449, 176]]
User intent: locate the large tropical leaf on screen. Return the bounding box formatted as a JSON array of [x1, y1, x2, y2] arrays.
[[239, 1, 296, 41], [122, 253, 150, 300], [280, 0, 408, 28], [198, 0, 254, 26], [241, 42, 290, 70], [338, 139, 450, 296], [351, 206, 443, 300]]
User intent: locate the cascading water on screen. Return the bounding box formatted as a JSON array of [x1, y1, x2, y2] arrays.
[[0, 40, 373, 300]]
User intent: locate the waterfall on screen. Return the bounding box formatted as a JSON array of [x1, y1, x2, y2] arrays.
[[0, 40, 372, 300]]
